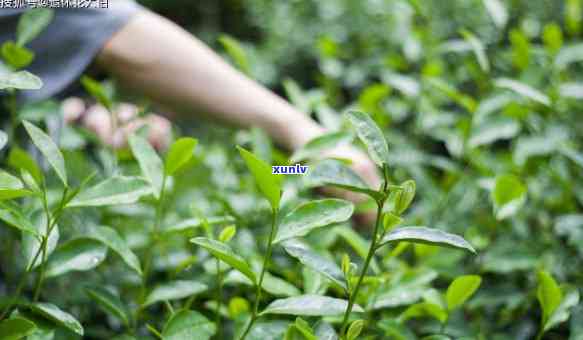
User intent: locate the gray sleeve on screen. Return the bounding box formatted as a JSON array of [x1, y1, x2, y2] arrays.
[[0, 1, 142, 102]]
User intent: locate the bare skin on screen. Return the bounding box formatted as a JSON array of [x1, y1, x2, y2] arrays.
[[92, 9, 380, 214]]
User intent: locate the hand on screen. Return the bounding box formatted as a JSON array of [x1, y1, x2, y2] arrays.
[[62, 98, 172, 151]]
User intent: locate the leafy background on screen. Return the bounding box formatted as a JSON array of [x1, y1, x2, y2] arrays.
[[1, 0, 583, 339]]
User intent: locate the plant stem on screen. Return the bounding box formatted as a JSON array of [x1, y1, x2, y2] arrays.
[[339, 201, 384, 337], [214, 258, 223, 340], [238, 208, 279, 340], [33, 187, 68, 301]]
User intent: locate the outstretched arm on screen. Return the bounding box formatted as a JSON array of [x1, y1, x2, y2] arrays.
[[95, 8, 380, 192]]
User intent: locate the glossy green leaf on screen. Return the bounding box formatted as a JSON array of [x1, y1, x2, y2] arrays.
[[85, 286, 130, 326], [0, 170, 32, 200], [162, 310, 216, 340], [460, 29, 489, 72], [0, 202, 37, 235], [555, 43, 583, 70], [165, 137, 198, 175], [0, 71, 42, 90], [8, 147, 42, 185], [23, 121, 67, 187], [28, 303, 83, 336], [237, 146, 282, 210], [245, 321, 288, 340], [482, 0, 508, 28], [382, 212, 402, 232], [274, 199, 353, 244], [314, 322, 338, 340], [45, 239, 107, 278], [346, 319, 365, 340], [288, 317, 317, 340], [0, 317, 36, 340], [1, 41, 34, 69], [190, 237, 256, 283], [67, 176, 151, 208], [401, 302, 447, 323], [544, 287, 580, 332], [346, 110, 390, 167], [290, 132, 353, 163], [260, 295, 362, 316], [537, 271, 563, 327], [307, 160, 380, 199], [78, 225, 142, 276], [129, 134, 164, 199], [446, 275, 482, 310], [16, 8, 54, 46], [225, 270, 300, 297], [543, 23, 563, 54], [144, 280, 208, 307], [491, 174, 527, 220], [391, 180, 416, 215], [509, 29, 530, 70], [378, 226, 476, 253], [163, 216, 236, 234], [282, 239, 347, 291], [494, 78, 550, 106]]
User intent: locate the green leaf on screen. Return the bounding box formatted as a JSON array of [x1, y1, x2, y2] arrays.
[[555, 43, 583, 70], [226, 270, 300, 297], [16, 8, 54, 46], [282, 239, 347, 291], [389, 180, 416, 215], [28, 303, 83, 336], [544, 287, 580, 332], [0, 71, 42, 90], [78, 225, 142, 276], [346, 320, 365, 340], [85, 286, 130, 326], [67, 176, 151, 208], [260, 295, 363, 316], [129, 134, 164, 199], [162, 310, 216, 340], [219, 34, 250, 74], [8, 147, 42, 185], [0, 317, 36, 340], [190, 237, 256, 283], [0, 202, 37, 235], [346, 110, 390, 167], [80, 76, 113, 111], [0, 170, 32, 200], [382, 212, 402, 232], [378, 227, 476, 253], [509, 29, 530, 70], [307, 160, 380, 200], [1, 41, 34, 69], [401, 302, 447, 324], [165, 137, 198, 176], [245, 321, 288, 340], [274, 199, 353, 244], [237, 146, 282, 210], [290, 132, 353, 163], [219, 225, 237, 243], [314, 322, 338, 340], [0, 130, 6, 150], [468, 118, 521, 148], [45, 239, 107, 278], [543, 23, 564, 55], [23, 121, 67, 187], [482, 0, 508, 28], [537, 271, 563, 327], [566, 0, 582, 36], [460, 29, 489, 72], [287, 317, 317, 340], [144, 280, 208, 307], [494, 78, 550, 106], [163, 216, 236, 234], [446, 275, 482, 310], [491, 174, 527, 220]]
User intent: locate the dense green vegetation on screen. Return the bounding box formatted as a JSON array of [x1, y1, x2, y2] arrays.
[[2, 1, 583, 339]]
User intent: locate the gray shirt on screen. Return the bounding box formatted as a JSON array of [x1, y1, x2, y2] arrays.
[[0, 1, 140, 102]]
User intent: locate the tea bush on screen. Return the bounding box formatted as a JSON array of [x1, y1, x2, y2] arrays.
[[1, 1, 583, 339]]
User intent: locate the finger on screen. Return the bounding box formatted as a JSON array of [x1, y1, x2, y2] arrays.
[[61, 97, 86, 124]]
